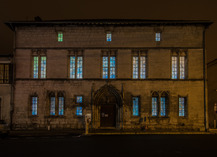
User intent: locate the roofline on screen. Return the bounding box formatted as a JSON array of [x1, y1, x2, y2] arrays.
[[5, 19, 213, 31]]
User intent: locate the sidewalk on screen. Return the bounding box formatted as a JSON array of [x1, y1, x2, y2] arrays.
[[8, 130, 83, 137], [6, 129, 213, 137]]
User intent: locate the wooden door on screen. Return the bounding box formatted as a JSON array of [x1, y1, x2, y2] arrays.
[[100, 104, 116, 127]]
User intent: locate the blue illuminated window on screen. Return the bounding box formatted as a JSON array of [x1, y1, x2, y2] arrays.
[[32, 97, 37, 115], [152, 97, 158, 116], [160, 97, 166, 116], [179, 97, 186, 117], [180, 56, 185, 79], [172, 56, 178, 79], [40, 56, 46, 78], [110, 57, 116, 79], [155, 33, 161, 41], [133, 56, 146, 79], [103, 57, 108, 79], [172, 55, 186, 79], [33, 56, 38, 78], [102, 56, 116, 79], [50, 97, 55, 116], [133, 97, 139, 116], [77, 57, 83, 79], [58, 97, 64, 116], [70, 56, 83, 79], [33, 56, 46, 79], [76, 107, 82, 116], [76, 96, 83, 103], [106, 33, 112, 42]]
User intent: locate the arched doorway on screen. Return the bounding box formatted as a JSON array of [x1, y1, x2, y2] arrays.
[[93, 84, 123, 128]]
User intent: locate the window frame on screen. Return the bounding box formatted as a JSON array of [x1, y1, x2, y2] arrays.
[[151, 92, 169, 117], [178, 96, 188, 118], [32, 55, 47, 79], [102, 55, 116, 79], [69, 55, 83, 79], [155, 32, 161, 42], [57, 32, 63, 42], [132, 96, 140, 117], [106, 32, 112, 42], [0, 64, 10, 84], [132, 55, 147, 79], [171, 51, 187, 80], [31, 96, 38, 116]]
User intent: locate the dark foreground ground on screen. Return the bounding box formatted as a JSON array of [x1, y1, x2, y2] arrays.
[[0, 134, 217, 157]]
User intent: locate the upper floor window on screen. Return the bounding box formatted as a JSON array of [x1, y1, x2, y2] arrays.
[[32, 97, 38, 116], [58, 32, 63, 42], [69, 56, 83, 79], [179, 97, 187, 117], [133, 56, 146, 79], [171, 51, 187, 79], [33, 56, 46, 79], [106, 32, 112, 42], [132, 97, 139, 116], [0, 64, 9, 84], [132, 50, 147, 79], [102, 56, 116, 79], [155, 33, 161, 41]]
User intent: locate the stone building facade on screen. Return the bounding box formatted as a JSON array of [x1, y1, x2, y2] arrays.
[[207, 59, 217, 128], [5, 19, 212, 131], [0, 55, 12, 125]]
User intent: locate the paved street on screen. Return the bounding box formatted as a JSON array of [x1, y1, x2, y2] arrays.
[[0, 135, 217, 157]]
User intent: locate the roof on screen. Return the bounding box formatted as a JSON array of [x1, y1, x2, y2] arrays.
[[5, 19, 213, 31]]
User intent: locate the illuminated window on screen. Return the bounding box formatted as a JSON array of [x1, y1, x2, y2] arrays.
[[133, 56, 146, 79], [58, 32, 63, 42], [179, 97, 187, 117], [152, 97, 158, 116], [172, 54, 186, 79], [33, 56, 46, 79], [0, 64, 9, 84], [106, 33, 112, 42], [50, 97, 55, 116], [32, 97, 37, 116], [180, 56, 185, 79], [76, 96, 83, 103], [102, 56, 116, 79], [132, 97, 139, 116], [172, 56, 178, 79], [41, 56, 46, 78], [69, 56, 83, 79], [58, 97, 64, 116], [160, 97, 166, 116], [155, 33, 161, 41], [152, 92, 168, 117], [33, 56, 39, 78], [76, 107, 82, 116]]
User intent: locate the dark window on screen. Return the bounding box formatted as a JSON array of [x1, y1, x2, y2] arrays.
[[0, 64, 9, 84]]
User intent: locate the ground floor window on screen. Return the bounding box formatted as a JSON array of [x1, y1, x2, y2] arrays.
[[32, 97, 38, 116], [132, 97, 139, 116], [76, 107, 82, 116], [179, 97, 187, 117]]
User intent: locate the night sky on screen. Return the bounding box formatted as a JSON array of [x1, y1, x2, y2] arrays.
[[0, 0, 216, 62]]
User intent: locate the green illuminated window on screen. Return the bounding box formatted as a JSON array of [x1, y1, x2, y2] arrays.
[[58, 32, 63, 42]]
